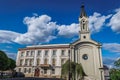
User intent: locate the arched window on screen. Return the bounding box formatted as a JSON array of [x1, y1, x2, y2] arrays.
[[83, 24, 85, 30]]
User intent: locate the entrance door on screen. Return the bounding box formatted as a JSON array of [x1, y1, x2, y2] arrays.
[[34, 68, 40, 77]]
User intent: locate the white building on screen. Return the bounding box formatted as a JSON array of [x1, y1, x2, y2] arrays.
[[16, 5, 105, 80], [16, 44, 70, 78]]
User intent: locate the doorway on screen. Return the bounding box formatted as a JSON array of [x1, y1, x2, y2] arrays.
[[34, 68, 40, 77]]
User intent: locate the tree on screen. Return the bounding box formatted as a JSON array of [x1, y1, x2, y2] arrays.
[[61, 60, 85, 80], [110, 68, 120, 80], [0, 50, 9, 71], [76, 63, 86, 79], [0, 50, 16, 71], [110, 58, 120, 80], [114, 58, 120, 68], [7, 58, 16, 70]]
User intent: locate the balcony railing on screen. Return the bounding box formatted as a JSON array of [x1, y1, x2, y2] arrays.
[[40, 64, 51, 68]]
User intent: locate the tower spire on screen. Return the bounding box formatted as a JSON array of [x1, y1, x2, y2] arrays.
[[80, 4, 87, 18]]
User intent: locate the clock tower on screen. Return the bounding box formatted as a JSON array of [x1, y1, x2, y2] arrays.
[[71, 5, 105, 80]]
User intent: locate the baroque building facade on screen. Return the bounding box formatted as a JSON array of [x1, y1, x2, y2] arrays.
[[16, 5, 104, 80]]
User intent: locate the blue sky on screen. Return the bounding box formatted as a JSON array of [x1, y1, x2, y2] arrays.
[[0, 0, 120, 68]]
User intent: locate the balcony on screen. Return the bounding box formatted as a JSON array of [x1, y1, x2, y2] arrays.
[[40, 64, 51, 68]]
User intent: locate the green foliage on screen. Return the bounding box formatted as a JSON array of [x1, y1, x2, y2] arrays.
[[110, 68, 120, 80], [110, 58, 120, 80], [61, 60, 70, 78], [114, 58, 120, 68], [76, 63, 85, 79], [7, 58, 16, 70], [0, 50, 16, 71], [61, 60, 85, 79], [0, 50, 9, 71]]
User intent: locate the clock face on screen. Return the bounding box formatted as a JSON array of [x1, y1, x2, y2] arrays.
[[82, 54, 88, 60]]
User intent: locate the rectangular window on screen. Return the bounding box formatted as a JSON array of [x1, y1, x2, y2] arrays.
[[37, 50, 41, 56], [29, 59, 33, 66], [26, 51, 29, 56], [44, 59, 48, 64], [20, 59, 23, 66], [31, 51, 34, 56], [28, 68, 31, 73], [44, 69, 47, 74], [21, 52, 24, 57], [52, 59, 56, 66], [45, 50, 48, 56], [25, 59, 28, 66], [24, 68, 27, 73], [61, 50, 65, 56], [18, 68, 21, 72], [37, 59, 40, 66], [52, 69, 55, 74], [52, 50, 56, 56]]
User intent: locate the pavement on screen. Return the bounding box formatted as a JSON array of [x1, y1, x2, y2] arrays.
[[0, 77, 64, 80]]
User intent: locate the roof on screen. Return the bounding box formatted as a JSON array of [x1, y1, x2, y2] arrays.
[[80, 4, 87, 18], [27, 44, 69, 48], [18, 44, 70, 51], [71, 38, 101, 46]]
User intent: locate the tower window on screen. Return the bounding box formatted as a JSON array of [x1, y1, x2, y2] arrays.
[[83, 36, 86, 39], [83, 24, 85, 29]]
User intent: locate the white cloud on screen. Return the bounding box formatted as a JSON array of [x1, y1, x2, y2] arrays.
[[57, 23, 79, 37], [108, 8, 120, 33], [14, 15, 57, 44], [89, 12, 112, 33], [103, 43, 120, 53], [0, 13, 112, 45], [103, 57, 115, 68], [57, 12, 112, 37], [0, 30, 20, 43], [0, 14, 80, 44]]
